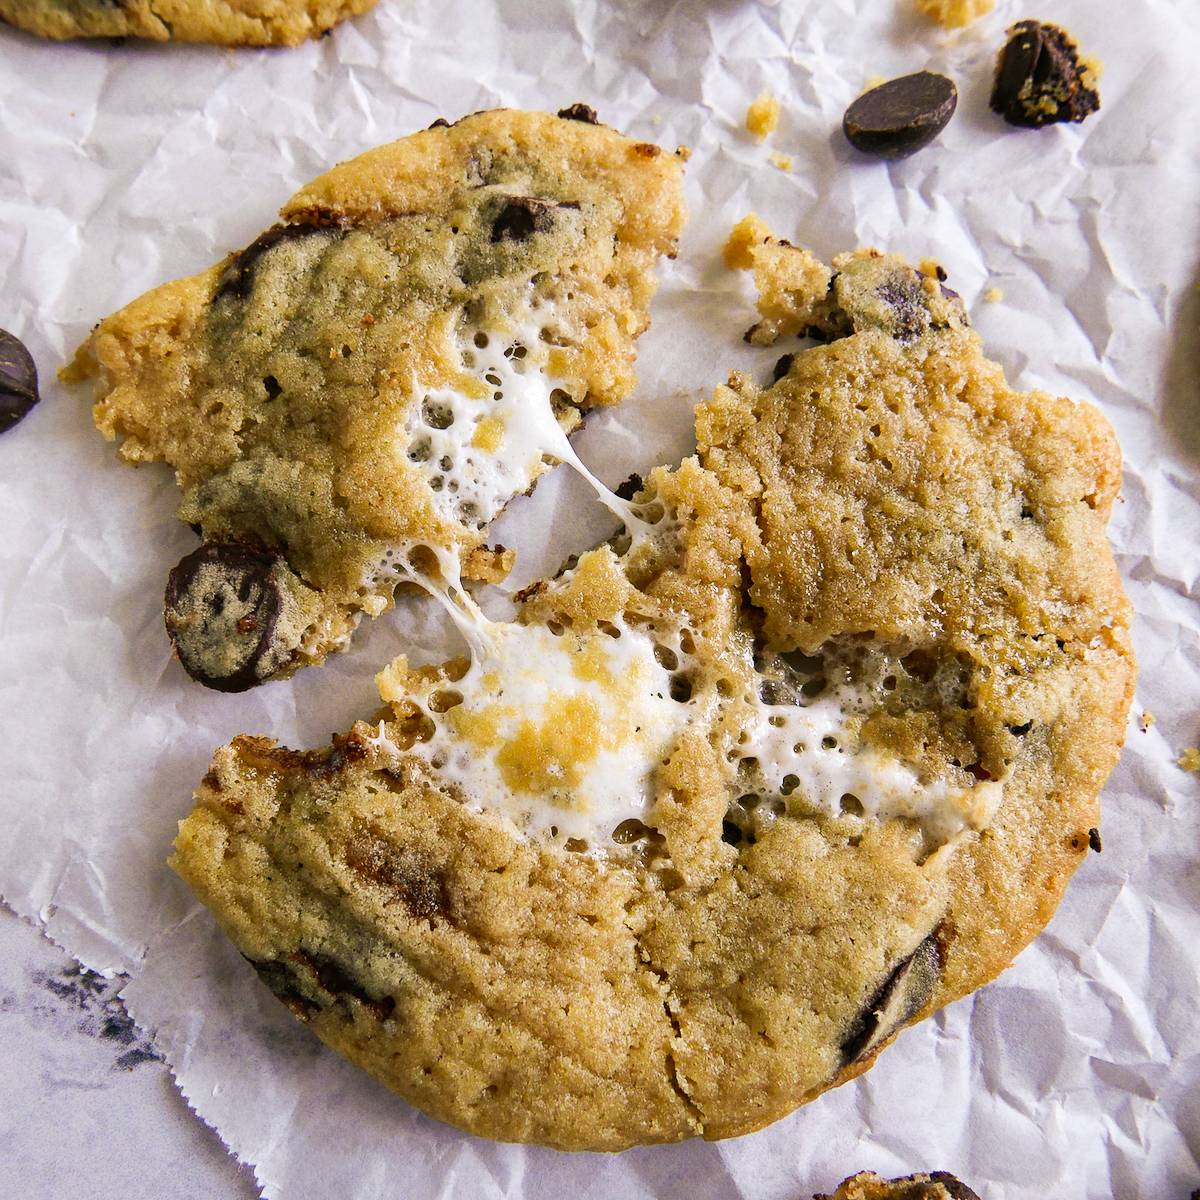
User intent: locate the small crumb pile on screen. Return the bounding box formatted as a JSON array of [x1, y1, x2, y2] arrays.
[[746, 92, 781, 141], [915, 0, 994, 29], [1179, 747, 1200, 773]]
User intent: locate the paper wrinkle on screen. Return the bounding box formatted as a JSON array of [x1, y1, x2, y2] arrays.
[[2, 0, 1199, 1196]]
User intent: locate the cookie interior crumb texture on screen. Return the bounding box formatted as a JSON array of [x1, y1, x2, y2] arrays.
[[0, 0, 379, 45], [65, 109, 686, 690], [746, 93, 782, 141], [914, 0, 995, 29], [171, 228, 1134, 1150]]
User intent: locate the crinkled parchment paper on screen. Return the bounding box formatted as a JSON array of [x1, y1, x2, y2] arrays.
[[1, 0, 1198, 1195]]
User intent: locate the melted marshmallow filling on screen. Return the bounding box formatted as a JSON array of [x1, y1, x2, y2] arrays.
[[402, 309, 645, 536], [380, 619, 694, 843], [734, 682, 1004, 847]]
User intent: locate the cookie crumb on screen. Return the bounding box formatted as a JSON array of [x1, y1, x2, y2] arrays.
[[915, 0, 994, 28], [919, 258, 947, 281], [1179, 747, 1200, 772], [724, 214, 833, 345], [724, 212, 772, 270], [1138, 710, 1155, 732], [769, 151, 793, 172], [746, 92, 782, 141], [983, 287, 1004, 303]]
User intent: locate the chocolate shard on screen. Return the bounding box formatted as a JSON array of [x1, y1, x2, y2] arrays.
[[843, 72, 958, 160], [557, 103, 599, 124], [0, 328, 40, 434], [615, 472, 645, 502], [164, 541, 296, 692], [840, 927, 943, 1065], [990, 20, 1101, 128]]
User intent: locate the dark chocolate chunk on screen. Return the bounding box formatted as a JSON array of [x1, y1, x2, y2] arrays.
[[0, 328, 40, 434], [843, 72, 958, 160], [490, 196, 559, 243], [990, 21, 1100, 128], [615, 472, 645, 502], [841, 927, 943, 1065], [557, 103, 599, 124], [772, 353, 795, 383], [164, 542, 294, 692], [1088, 826, 1103, 853], [927, 1172, 981, 1200], [213, 222, 335, 302]]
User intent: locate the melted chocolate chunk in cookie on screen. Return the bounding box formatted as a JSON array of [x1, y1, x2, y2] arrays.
[[213, 222, 339, 302], [0, 329, 39, 434], [490, 196, 561, 243], [840, 927, 943, 1065], [165, 542, 297, 691], [990, 21, 1100, 128]]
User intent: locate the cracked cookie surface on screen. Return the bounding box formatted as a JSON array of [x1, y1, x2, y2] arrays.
[[170, 242, 1132, 1149], [0, 0, 377, 45], [65, 109, 685, 689]]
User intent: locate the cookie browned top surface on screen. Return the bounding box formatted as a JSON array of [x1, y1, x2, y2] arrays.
[[66, 109, 686, 689], [171, 242, 1132, 1150], [0, 0, 377, 45]]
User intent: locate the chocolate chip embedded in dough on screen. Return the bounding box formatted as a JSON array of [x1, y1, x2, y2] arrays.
[[772, 353, 795, 383], [557, 103, 599, 124], [489, 196, 559, 243], [876, 272, 932, 341], [212, 222, 338, 302], [843, 72, 958, 160], [990, 21, 1100, 128], [0, 329, 39, 434], [164, 542, 297, 692], [840, 927, 943, 1065]]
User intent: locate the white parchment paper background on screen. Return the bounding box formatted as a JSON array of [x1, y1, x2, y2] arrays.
[[1, 0, 1198, 1195]]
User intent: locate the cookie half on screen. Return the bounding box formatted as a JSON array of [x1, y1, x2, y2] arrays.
[[66, 109, 686, 689], [171, 245, 1133, 1148], [0, 0, 378, 45]]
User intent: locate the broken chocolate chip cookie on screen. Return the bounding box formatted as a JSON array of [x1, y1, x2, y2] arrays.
[[65, 109, 686, 690], [172, 241, 1132, 1148]]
